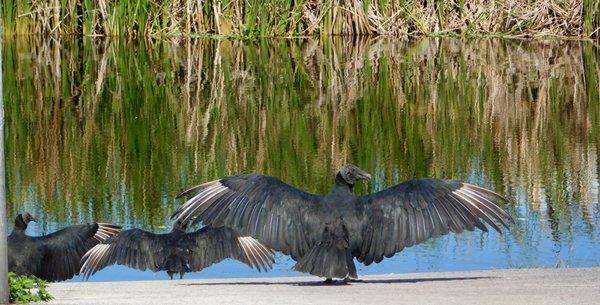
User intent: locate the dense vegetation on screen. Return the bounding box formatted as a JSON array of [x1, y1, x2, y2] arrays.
[[2, 0, 599, 38], [8, 273, 53, 303]]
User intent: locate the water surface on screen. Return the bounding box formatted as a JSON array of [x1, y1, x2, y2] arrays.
[[2, 37, 600, 281]]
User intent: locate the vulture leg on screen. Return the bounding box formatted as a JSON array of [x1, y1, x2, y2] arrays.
[[179, 272, 184, 280], [167, 271, 174, 280], [321, 278, 350, 285], [294, 220, 357, 280]]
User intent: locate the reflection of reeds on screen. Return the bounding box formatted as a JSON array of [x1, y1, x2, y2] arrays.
[[2, 0, 599, 38], [3, 36, 600, 235]]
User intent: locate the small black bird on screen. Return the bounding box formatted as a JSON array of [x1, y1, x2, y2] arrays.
[[8, 212, 121, 282], [80, 221, 275, 280], [172, 164, 512, 282]]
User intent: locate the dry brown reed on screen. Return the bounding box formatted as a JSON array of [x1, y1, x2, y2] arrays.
[[2, 0, 599, 38]]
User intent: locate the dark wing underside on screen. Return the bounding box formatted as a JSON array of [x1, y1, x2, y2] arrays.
[[81, 226, 275, 279], [35, 223, 121, 282], [172, 174, 324, 260], [173, 174, 511, 269], [353, 178, 511, 265], [80, 229, 173, 279], [181, 226, 275, 272]]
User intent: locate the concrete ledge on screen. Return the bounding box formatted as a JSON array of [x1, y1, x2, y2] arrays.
[[47, 267, 600, 305]]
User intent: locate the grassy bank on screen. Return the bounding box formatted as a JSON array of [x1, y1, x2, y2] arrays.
[[2, 0, 599, 38]]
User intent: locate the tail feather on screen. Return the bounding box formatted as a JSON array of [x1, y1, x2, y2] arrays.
[[158, 254, 191, 276], [294, 240, 357, 279]]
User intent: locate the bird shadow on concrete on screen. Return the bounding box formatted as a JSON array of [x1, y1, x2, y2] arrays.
[[181, 276, 495, 287]]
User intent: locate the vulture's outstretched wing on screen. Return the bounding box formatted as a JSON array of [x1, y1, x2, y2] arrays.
[[181, 226, 275, 272], [172, 174, 324, 259], [353, 179, 511, 266], [80, 229, 173, 279], [35, 223, 121, 281]]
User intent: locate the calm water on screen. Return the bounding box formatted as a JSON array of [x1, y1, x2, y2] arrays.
[[2, 37, 600, 281]]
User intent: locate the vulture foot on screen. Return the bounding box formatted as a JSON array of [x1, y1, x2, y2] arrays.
[[321, 278, 349, 285]]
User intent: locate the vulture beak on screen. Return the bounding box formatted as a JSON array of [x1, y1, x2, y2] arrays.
[[22, 213, 38, 223], [356, 169, 372, 181]]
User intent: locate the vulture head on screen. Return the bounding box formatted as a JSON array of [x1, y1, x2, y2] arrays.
[[338, 164, 371, 185], [15, 212, 38, 230]]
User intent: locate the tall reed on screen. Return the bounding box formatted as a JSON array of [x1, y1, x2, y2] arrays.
[[2, 0, 599, 38]]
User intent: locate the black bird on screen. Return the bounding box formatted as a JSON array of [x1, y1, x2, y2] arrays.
[[172, 164, 512, 282], [8, 212, 121, 282], [80, 221, 275, 280]]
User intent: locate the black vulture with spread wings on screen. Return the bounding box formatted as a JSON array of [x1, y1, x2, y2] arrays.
[[8, 212, 121, 282], [172, 164, 512, 282], [80, 221, 274, 280]]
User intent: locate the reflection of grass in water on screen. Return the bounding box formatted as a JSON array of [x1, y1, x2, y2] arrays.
[[2, 37, 600, 238]]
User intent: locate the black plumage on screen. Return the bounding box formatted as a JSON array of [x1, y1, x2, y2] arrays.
[[8, 212, 121, 282], [172, 164, 513, 281], [80, 221, 275, 280]]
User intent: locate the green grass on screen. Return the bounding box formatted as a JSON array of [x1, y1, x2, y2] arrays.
[[2, 0, 599, 38], [583, 0, 600, 38]]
